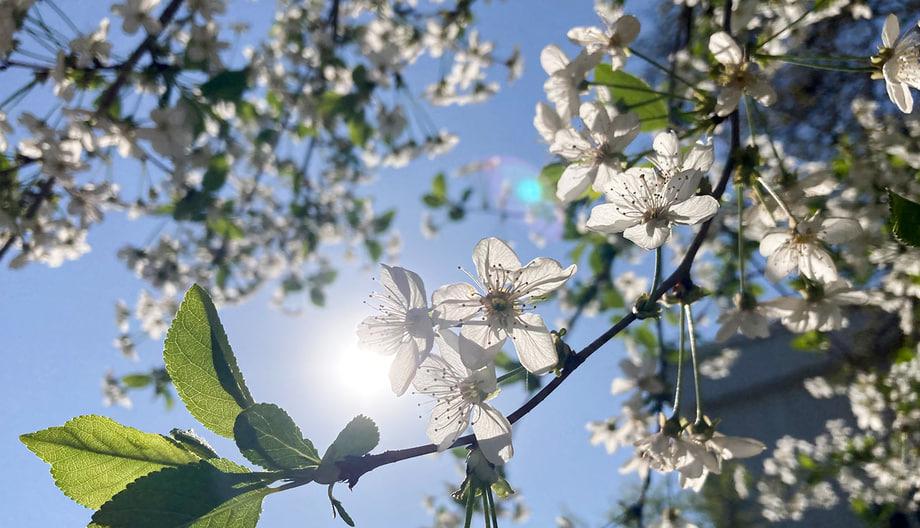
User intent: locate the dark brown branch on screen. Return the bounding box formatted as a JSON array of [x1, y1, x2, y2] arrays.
[[339, 114, 742, 491], [0, 0, 185, 264]]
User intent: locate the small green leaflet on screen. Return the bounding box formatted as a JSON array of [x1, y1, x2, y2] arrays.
[[200, 68, 250, 102], [888, 189, 920, 247], [234, 403, 321, 470], [594, 64, 669, 131], [164, 284, 255, 438], [20, 415, 199, 509], [315, 415, 379, 484], [169, 428, 220, 460], [91, 459, 270, 528]]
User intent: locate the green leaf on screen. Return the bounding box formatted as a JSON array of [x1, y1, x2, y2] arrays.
[[91, 459, 270, 528], [432, 172, 447, 199], [330, 496, 356, 527], [20, 415, 199, 509], [594, 65, 669, 131], [164, 285, 255, 438], [315, 415, 379, 484], [200, 68, 249, 102], [347, 116, 372, 148], [202, 155, 230, 193], [169, 429, 220, 460], [234, 403, 321, 470], [120, 374, 152, 388], [888, 190, 920, 247]]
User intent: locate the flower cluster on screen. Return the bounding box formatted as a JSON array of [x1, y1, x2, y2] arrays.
[[357, 237, 575, 465]]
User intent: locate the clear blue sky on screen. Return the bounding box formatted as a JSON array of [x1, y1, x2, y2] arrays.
[[0, 1, 661, 526]]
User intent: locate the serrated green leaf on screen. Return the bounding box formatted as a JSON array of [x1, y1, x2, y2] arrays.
[[234, 403, 321, 470], [169, 429, 220, 460], [315, 415, 379, 484], [91, 459, 270, 528], [594, 65, 669, 131], [888, 190, 920, 247], [164, 285, 255, 438], [200, 69, 249, 102], [20, 415, 199, 509]]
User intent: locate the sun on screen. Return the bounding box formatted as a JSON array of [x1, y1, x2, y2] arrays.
[[334, 345, 393, 401]]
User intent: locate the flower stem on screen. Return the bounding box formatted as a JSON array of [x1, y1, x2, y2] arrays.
[[756, 5, 815, 49], [628, 46, 708, 97], [486, 485, 499, 527], [496, 366, 525, 385], [650, 246, 663, 297], [756, 54, 875, 73], [756, 176, 797, 227], [671, 305, 686, 418], [463, 483, 475, 528], [482, 489, 492, 528], [683, 303, 704, 425], [737, 180, 747, 295]]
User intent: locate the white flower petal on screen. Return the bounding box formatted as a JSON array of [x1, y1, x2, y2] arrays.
[[448, 325, 504, 370], [759, 231, 791, 257], [579, 101, 611, 136], [515, 257, 576, 298], [556, 163, 597, 203], [389, 342, 420, 396], [709, 31, 743, 66], [765, 245, 798, 281], [432, 282, 481, 324], [427, 399, 471, 451], [653, 130, 680, 160], [715, 87, 742, 117], [709, 435, 765, 460], [549, 128, 592, 159], [473, 404, 514, 465], [380, 264, 427, 310], [817, 217, 860, 244], [586, 203, 638, 233], [510, 312, 557, 375], [623, 222, 671, 250], [534, 102, 564, 143], [473, 237, 522, 280], [883, 14, 900, 48], [798, 244, 837, 283], [668, 195, 719, 225], [748, 78, 777, 107], [614, 15, 640, 45], [887, 77, 913, 113], [540, 44, 569, 75]]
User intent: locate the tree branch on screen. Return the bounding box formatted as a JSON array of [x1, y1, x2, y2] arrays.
[[0, 0, 186, 264], [339, 101, 741, 492]]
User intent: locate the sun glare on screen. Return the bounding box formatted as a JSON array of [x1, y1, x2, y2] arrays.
[[334, 345, 393, 401]]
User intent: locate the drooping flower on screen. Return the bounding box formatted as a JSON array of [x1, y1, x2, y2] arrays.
[[540, 45, 603, 121], [549, 101, 640, 202], [611, 342, 666, 396], [413, 330, 513, 465], [586, 133, 719, 249], [566, 3, 640, 70], [357, 264, 435, 395], [709, 31, 776, 116], [877, 14, 920, 113], [759, 216, 861, 283], [715, 293, 771, 342], [678, 431, 765, 491], [648, 130, 714, 181], [432, 237, 576, 375], [764, 280, 868, 333]]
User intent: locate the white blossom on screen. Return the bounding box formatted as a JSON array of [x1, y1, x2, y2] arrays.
[[432, 237, 575, 375], [709, 31, 776, 116], [357, 264, 435, 396], [413, 330, 513, 465], [759, 216, 861, 283], [549, 101, 640, 202], [878, 14, 920, 113], [567, 3, 640, 70]]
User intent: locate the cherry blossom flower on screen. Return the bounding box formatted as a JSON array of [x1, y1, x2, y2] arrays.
[[678, 431, 765, 491], [413, 330, 513, 465], [634, 416, 693, 472], [357, 264, 435, 396], [709, 31, 776, 116], [648, 130, 714, 181], [549, 101, 640, 202], [566, 3, 640, 70], [611, 343, 666, 396], [70, 19, 112, 69], [112, 0, 162, 35], [586, 134, 719, 249], [540, 44, 602, 121], [877, 14, 920, 113], [765, 280, 868, 333], [432, 237, 576, 375], [715, 293, 771, 342], [759, 216, 861, 283]]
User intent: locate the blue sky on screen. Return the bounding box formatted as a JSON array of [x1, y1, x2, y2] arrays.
[[0, 1, 667, 526]]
